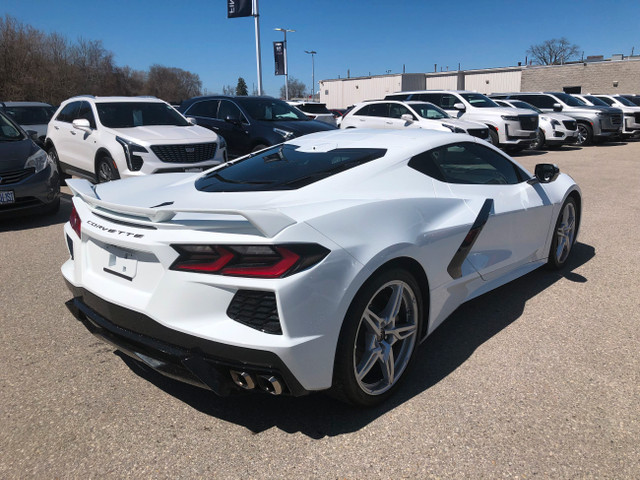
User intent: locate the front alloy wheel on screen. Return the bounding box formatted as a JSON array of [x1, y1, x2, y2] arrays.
[[332, 269, 422, 406], [96, 155, 120, 183], [548, 197, 578, 269]]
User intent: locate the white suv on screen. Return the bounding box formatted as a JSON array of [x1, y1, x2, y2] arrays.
[[386, 90, 538, 150], [591, 94, 640, 137], [340, 100, 491, 141], [46, 96, 227, 182]]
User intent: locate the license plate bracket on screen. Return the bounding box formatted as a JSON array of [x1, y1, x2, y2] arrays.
[[103, 246, 138, 281]]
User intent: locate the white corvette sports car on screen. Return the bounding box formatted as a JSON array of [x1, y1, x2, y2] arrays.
[[62, 129, 581, 406]]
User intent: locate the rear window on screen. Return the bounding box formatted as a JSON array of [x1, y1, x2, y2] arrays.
[[195, 144, 386, 192]]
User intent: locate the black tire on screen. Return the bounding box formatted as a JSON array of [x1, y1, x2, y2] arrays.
[[576, 123, 593, 146], [331, 268, 423, 406], [488, 128, 499, 146], [47, 145, 70, 183], [547, 197, 578, 270], [251, 144, 268, 153], [529, 129, 545, 150], [96, 155, 120, 183]]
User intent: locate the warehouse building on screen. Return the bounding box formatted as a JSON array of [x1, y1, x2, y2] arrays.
[[319, 56, 640, 109]]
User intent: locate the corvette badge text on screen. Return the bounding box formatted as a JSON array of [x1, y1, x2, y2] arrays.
[[86, 220, 144, 238]]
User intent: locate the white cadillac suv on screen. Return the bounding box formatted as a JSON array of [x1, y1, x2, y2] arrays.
[[46, 96, 227, 183]]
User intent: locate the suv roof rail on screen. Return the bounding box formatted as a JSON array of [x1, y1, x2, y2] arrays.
[[136, 95, 159, 99], [72, 94, 96, 99]]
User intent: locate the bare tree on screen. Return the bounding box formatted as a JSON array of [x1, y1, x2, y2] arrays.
[[527, 37, 580, 65], [222, 84, 234, 95], [280, 77, 307, 99]]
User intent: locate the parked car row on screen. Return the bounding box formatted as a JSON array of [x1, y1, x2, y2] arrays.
[[335, 89, 639, 151]]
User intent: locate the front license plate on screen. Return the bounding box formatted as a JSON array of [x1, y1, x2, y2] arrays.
[[0, 191, 15, 204], [184, 167, 203, 173], [103, 246, 138, 281]]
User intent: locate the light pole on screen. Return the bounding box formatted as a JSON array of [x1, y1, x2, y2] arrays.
[[275, 27, 295, 100], [305, 50, 316, 101]]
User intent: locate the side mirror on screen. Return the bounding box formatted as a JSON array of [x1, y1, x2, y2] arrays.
[[26, 129, 39, 140], [72, 118, 91, 132], [453, 102, 466, 111], [400, 114, 414, 123], [534, 163, 560, 183], [187, 117, 197, 125], [552, 103, 563, 112]]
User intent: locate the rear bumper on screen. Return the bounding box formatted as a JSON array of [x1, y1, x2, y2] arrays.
[[64, 282, 309, 397]]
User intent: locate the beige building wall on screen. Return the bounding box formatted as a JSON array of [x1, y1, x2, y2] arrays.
[[464, 70, 521, 94], [522, 60, 640, 94]]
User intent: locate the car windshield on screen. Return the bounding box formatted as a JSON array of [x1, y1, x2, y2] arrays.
[[460, 93, 499, 108], [96, 102, 189, 128], [623, 95, 640, 106], [0, 112, 25, 142], [509, 101, 542, 114], [195, 144, 386, 192], [3, 106, 54, 125], [410, 102, 450, 119], [552, 93, 585, 107], [236, 98, 308, 121], [612, 96, 636, 107], [584, 95, 610, 107]]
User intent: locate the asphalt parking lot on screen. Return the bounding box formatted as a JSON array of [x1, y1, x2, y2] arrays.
[[1, 140, 639, 478]]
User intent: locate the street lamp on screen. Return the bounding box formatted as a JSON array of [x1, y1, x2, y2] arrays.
[[274, 27, 295, 100], [305, 50, 316, 101]]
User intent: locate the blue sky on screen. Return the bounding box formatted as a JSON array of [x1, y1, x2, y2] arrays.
[[4, 0, 640, 97]]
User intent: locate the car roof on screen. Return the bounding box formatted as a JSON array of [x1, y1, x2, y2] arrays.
[[1, 101, 53, 107]]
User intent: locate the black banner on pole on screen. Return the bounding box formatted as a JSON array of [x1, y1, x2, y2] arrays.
[[274, 41, 285, 76], [227, 0, 253, 18]]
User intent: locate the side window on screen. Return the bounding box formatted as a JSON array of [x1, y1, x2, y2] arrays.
[[77, 101, 97, 129], [353, 104, 371, 116], [388, 103, 414, 119], [408, 142, 525, 185], [440, 94, 460, 109], [367, 103, 389, 117], [516, 95, 555, 109], [186, 100, 219, 118], [414, 93, 441, 105], [217, 100, 246, 122], [56, 102, 81, 123], [597, 97, 614, 106]]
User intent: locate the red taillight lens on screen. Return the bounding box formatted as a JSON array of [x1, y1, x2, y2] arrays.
[[70, 206, 81, 238], [170, 244, 329, 278]]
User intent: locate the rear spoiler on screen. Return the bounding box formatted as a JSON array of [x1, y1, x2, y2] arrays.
[[66, 179, 296, 238]]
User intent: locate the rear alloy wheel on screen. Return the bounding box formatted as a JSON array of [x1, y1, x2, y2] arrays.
[[96, 155, 120, 183], [548, 197, 578, 270], [575, 123, 593, 146], [332, 268, 422, 406], [529, 129, 545, 150]]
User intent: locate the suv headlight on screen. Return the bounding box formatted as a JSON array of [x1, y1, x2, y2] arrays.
[[442, 123, 465, 133], [273, 128, 294, 140], [25, 149, 49, 173], [116, 136, 148, 171], [501, 115, 519, 121]]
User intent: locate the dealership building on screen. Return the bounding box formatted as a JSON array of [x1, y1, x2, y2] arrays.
[[319, 55, 640, 109]]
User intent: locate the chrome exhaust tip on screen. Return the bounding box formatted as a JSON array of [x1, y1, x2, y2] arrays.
[[257, 375, 283, 395], [229, 370, 256, 390]]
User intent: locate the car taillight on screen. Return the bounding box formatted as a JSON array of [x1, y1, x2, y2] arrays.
[[70, 206, 81, 238], [170, 244, 329, 278]]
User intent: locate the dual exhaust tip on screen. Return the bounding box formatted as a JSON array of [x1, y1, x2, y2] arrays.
[[230, 370, 284, 395]]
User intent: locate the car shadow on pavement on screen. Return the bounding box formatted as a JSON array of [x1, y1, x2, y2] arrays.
[[117, 241, 595, 439], [0, 192, 73, 232]]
